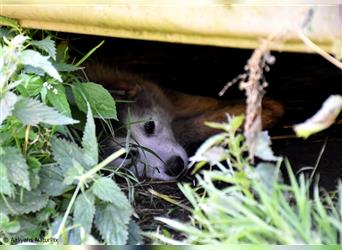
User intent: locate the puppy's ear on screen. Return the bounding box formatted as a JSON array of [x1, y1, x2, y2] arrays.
[[83, 63, 141, 99]]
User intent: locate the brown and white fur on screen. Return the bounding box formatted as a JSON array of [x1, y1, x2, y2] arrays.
[[85, 64, 284, 181]]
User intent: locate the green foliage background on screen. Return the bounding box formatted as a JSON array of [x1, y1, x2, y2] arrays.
[[0, 17, 140, 244]]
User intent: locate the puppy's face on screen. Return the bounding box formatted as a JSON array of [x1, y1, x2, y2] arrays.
[[105, 101, 188, 181], [97, 72, 188, 180]]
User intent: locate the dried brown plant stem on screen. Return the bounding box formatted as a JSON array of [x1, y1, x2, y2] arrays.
[[297, 30, 342, 70], [240, 41, 270, 162], [239, 8, 311, 161]]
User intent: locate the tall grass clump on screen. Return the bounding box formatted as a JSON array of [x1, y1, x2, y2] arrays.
[[151, 115, 342, 244]]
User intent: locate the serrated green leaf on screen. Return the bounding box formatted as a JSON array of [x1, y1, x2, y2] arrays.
[[56, 41, 69, 63], [53, 62, 82, 72], [0, 91, 18, 125], [51, 137, 91, 171], [27, 157, 41, 190], [73, 191, 95, 234], [190, 133, 226, 164], [36, 200, 56, 222], [1, 146, 30, 190], [82, 104, 98, 166], [0, 190, 48, 215], [16, 84, 29, 97], [0, 27, 15, 40], [13, 217, 40, 239], [94, 203, 132, 245], [92, 177, 131, 209], [47, 84, 72, 116], [31, 37, 56, 60], [0, 132, 11, 146], [0, 16, 20, 31], [0, 213, 8, 224], [13, 97, 78, 126], [50, 216, 72, 241], [127, 220, 143, 245], [0, 162, 13, 197], [39, 164, 68, 197], [3, 221, 21, 234], [0, 213, 20, 234], [254, 163, 279, 192], [64, 160, 85, 185], [72, 82, 117, 119], [23, 65, 45, 77], [40, 85, 47, 103], [19, 49, 62, 82], [20, 74, 44, 96], [254, 131, 281, 161]]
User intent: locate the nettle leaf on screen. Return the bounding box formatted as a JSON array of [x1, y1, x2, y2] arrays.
[[31, 37, 56, 60], [47, 84, 72, 117], [1, 146, 30, 190], [51, 137, 92, 171], [72, 82, 117, 119], [254, 131, 281, 162], [0, 28, 15, 40], [14, 217, 40, 239], [82, 104, 98, 166], [0, 91, 18, 125], [23, 65, 45, 77], [50, 216, 73, 242], [0, 213, 20, 234], [39, 164, 68, 197], [36, 200, 56, 223], [73, 191, 95, 234], [27, 156, 41, 190], [20, 74, 44, 96], [0, 132, 11, 146], [13, 97, 78, 126], [190, 133, 226, 164], [92, 177, 131, 210], [19, 49, 62, 82], [94, 203, 132, 245], [53, 62, 82, 72], [253, 163, 280, 192], [127, 220, 143, 245], [0, 190, 48, 215], [0, 162, 13, 197], [56, 40, 69, 63], [0, 16, 20, 31], [64, 160, 85, 185]]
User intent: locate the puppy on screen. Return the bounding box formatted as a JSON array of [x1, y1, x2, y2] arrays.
[[85, 64, 283, 180]]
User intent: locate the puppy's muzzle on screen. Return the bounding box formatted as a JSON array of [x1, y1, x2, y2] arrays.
[[165, 155, 187, 178]]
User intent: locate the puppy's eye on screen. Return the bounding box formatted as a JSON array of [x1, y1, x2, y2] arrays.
[[144, 121, 155, 135]]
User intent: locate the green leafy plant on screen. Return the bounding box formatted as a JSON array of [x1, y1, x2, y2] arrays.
[[0, 18, 140, 244], [150, 116, 342, 244]]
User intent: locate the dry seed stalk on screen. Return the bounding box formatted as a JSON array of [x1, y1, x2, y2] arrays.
[[221, 7, 312, 161]]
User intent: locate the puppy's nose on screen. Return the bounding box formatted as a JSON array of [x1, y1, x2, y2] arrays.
[[165, 156, 185, 177]]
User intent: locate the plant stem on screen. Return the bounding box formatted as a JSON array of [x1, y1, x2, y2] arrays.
[[80, 148, 126, 181], [298, 31, 342, 70], [53, 148, 126, 242], [75, 40, 104, 67], [54, 183, 81, 241], [24, 125, 31, 153], [0, 192, 15, 214]]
